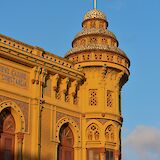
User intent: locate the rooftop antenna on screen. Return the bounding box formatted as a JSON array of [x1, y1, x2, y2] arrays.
[[94, 0, 97, 9]]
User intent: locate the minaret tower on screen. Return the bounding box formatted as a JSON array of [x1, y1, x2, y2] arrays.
[[65, 6, 130, 160]]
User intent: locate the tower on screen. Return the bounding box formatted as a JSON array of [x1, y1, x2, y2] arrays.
[[65, 8, 130, 160]]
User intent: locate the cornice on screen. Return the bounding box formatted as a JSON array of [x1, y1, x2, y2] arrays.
[[66, 44, 128, 58], [0, 34, 34, 50], [73, 28, 117, 42], [0, 43, 85, 82]]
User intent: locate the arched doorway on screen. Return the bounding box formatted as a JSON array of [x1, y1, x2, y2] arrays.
[[0, 108, 15, 160], [58, 123, 74, 160]]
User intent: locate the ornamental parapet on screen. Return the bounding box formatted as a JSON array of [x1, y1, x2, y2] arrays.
[[0, 34, 34, 53], [66, 44, 127, 57], [65, 45, 130, 70], [0, 33, 85, 81], [0, 34, 74, 68]]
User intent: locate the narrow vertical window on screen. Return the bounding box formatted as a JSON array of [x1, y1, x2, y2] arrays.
[[106, 150, 114, 160], [106, 90, 113, 108], [87, 149, 102, 160], [89, 89, 97, 106]]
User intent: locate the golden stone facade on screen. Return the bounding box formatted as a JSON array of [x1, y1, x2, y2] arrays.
[[0, 9, 130, 160]]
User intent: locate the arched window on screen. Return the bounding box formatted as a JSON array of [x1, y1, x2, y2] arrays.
[[87, 123, 100, 141], [0, 108, 15, 160], [58, 123, 74, 160], [105, 125, 115, 142]]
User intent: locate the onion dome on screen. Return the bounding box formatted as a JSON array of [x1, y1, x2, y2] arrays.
[[65, 9, 130, 69], [83, 9, 106, 21]]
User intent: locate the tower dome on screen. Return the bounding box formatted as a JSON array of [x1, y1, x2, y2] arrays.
[[83, 9, 106, 21], [65, 9, 130, 70]]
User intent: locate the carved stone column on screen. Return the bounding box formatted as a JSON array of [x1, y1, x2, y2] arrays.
[[17, 132, 24, 160]]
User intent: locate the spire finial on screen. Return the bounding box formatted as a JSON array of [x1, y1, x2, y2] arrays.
[[94, 0, 97, 9]]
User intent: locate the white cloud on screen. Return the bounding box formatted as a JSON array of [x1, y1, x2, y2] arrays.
[[123, 126, 160, 160]]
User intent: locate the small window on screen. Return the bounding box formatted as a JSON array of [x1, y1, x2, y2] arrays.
[[106, 150, 114, 160]]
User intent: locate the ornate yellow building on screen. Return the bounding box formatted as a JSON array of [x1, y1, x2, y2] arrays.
[[0, 8, 130, 160]]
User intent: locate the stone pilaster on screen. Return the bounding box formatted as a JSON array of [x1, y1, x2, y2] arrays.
[[17, 132, 24, 160]]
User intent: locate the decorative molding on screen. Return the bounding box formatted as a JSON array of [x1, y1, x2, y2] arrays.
[[0, 41, 85, 82], [74, 28, 116, 41], [56, 112, 80, 128], [0, 95, 29, 132], [55, 115, 81, 146], [97, 118, 108, 124], [0, 34, 74, 69], [86, 118, 108, 125], [66, 44, 127, 58]]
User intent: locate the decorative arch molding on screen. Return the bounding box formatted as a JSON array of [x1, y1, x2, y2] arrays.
[[0, 100, 25, 132], [103, 121, 119, 132], [86, 119, 103, 129], [55, 117, 81, 147]]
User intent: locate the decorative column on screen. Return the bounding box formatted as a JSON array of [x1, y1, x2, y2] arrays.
[[54, 142, 59, 160], [17, 132, 24, 160]]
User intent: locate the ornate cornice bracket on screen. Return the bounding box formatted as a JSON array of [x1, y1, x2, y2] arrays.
[[39, 67, 48, 87], [31, 66, 41, 84], [114, 71, 129, 90], [61, 77, 70, 94], [119, 71, 129, 90], [52, 74, 60, 92]]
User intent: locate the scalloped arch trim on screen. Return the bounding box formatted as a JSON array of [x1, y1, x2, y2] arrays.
[[55, 117, 81, 146], [0, 100, 25, 132]]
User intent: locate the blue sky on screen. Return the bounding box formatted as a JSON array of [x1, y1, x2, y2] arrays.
[[1, 0, 160, 159]]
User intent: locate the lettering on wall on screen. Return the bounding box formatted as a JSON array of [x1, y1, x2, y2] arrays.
[[0, 64, 29, 89]]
